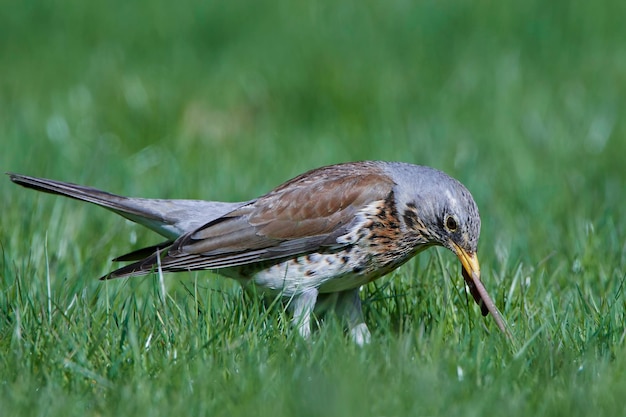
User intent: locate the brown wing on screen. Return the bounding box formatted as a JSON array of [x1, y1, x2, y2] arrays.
[[104, 162, 394, 279]]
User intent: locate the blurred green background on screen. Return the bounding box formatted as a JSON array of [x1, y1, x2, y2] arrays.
[[1, 0, 625, 416], [3, 0, 624, 260]]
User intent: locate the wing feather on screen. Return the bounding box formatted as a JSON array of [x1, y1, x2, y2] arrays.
[[104, 162, 394, 279]]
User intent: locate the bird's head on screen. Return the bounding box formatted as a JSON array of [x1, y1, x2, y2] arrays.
[[385, 163, 488, 316]]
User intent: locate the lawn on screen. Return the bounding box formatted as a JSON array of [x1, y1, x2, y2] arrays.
[[1, 0, 625, 416]]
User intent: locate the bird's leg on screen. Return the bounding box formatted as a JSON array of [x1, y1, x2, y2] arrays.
[[335, 288, 371, 346], [289, 287, 319, 339]]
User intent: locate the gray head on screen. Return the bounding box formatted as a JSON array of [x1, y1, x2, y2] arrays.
[[382, 162, 481, 254]]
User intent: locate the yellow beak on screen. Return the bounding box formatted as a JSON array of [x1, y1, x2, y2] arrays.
[[453, 244, 481, 279], [450, 242, 488, 316], [450, 242, 513, 340]]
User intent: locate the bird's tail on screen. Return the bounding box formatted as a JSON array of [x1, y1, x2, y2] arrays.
[[8, 173, 246, 238]]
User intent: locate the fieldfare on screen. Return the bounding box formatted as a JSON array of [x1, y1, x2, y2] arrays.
[[9, 161, 508, 344]]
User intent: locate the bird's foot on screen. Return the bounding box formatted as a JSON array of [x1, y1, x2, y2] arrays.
[[349, 322, 371, 346]]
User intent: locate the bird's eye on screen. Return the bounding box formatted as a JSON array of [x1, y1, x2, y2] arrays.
[[445, 215, 458, 232]]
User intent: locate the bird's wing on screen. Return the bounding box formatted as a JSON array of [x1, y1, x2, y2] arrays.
[[104, 162, 394, 279]]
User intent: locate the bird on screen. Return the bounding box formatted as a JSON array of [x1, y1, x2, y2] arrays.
[[8, 161, 509, 344]]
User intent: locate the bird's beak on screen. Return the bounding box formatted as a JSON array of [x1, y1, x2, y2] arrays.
[[451, 243, 489, 316], [450, 243, 512, 339]]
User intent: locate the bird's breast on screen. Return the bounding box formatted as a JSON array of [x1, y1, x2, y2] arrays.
[[228, 237, 429, 298]]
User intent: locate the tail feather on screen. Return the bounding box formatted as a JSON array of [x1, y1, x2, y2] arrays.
[[8, 173, 249, 239], [9, 172, 163, 220]]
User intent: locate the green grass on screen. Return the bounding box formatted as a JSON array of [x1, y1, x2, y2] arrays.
[[1, 0, 626, 415]]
